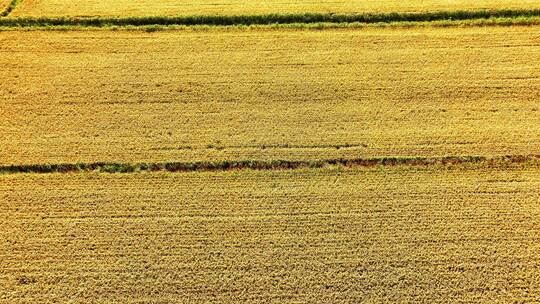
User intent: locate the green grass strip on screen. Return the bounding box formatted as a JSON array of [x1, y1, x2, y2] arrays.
[[1, 155, 538, 175], [2, 9, 540, 27], [1, 16, 540, 32]]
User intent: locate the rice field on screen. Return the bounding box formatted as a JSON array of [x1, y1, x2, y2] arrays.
[[2, 0, 540, 302], [0, 0, 12, 16], [1, 26, 539, 166], [10, 0, 540, 17], [1, 163, 540, 303]]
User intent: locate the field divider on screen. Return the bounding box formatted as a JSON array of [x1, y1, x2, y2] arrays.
[[2, 9, 540, 28], [1, 155, 539, 175]]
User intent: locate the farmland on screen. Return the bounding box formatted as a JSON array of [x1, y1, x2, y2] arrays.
[[1, 27, 539, 166], [10, 0, 540, 17], [0, 0, 11, 16], [2, 0, 540, 302], [1, 163, 540, 303]]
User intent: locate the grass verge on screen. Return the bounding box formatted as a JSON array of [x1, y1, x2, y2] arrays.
[[2, 9, 540, 28], [1, 155, 539, 175], [1, 16, 540, 31]]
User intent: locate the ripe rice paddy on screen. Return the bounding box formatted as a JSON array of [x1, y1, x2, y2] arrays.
[[0, 0, 9, 12], [10, 0, 540, 17], [1, 163, 539, 302], [2, 1, 540, 302], [1, 26, 539, 166]]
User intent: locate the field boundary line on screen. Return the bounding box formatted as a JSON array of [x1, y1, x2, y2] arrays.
[[2, 9, 540, 28], [0, 0, 21, 17], [1, 155, 539, 175], [2, 16, 540, 31]]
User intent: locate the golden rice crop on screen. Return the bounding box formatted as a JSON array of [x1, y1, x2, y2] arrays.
[[0, 26, 539, 166], [0, 0, 9, 12], [10, 0, 540, 17], [1, 163, 539, 302], [2, 5, 540, 301]]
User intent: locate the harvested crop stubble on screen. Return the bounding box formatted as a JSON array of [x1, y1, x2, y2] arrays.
[[10, 0, 540, 17], [1, 164, 540, 302], [1, 27, 540, 166]]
